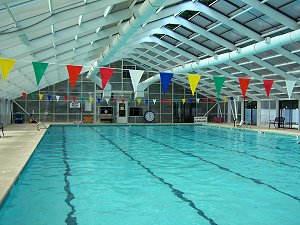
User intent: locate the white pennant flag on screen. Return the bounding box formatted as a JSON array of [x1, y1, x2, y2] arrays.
[[105, 98, 110, 104], [196, 98, 200, 103], [153, 99, 157, 105], [285, 80, 296, 99], [129, 70, 144, 92], [55, 95, 60, 102]]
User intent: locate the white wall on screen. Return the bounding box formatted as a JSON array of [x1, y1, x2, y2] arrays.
[[0, 98, 12, 125]]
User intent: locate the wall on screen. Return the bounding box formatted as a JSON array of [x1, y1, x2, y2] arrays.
[[0, 98, 12, 125]]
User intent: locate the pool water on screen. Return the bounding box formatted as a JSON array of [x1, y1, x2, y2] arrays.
[[0, 125, 300, 225]]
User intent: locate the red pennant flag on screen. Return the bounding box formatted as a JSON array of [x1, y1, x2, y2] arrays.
[[263, 79, 274, 97], [167, 99, 172, 106], [67, 65, 83, 89], [239, 78, 251, 100], [64, 95, 68, 101], [113, 98, 117, 103], [22, 92, 26, 98], [161, 99, 164, 103], [210, 98, 214, 103], [203, 98, 207, 103], [121, 98, 125, 104], [72, 96, 77, 101], [100, 68, 115, 90]]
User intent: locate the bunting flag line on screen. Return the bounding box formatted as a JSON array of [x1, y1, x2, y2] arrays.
[[213, 76, 226, 98], [167, 99, 172, 106], [72, 96, 77, 101], [188, 74, 201, 96], [89, 97, 93, 103], [47, 95, 52, 101], [239, 78, 251, 100], [80, 96, 84, 102], [39, 94, 44, 100], [161, 99, 164, 103], [210, 98, 214, 103], [160, 72, 173, 94], [145, 99, 149, 104], [67, 65, 83, 89], [97, 97, 101, 103], [153, 99, 156, 105], [224, 96, 228, 102], [129, 70, 144, 92], [229, 97, 234, 101], [56, 95, 60, 102], [0, 58, 16, 80], [113, 98, 117, 103], [189, 99, 193, 104], [204, 98, 207, 103], [22, 92, 27, 99], [32, 62, 49, 85], [285, 80, 296, 99], [105, 98, 110, 104], [182, 99, 186, 104], [263, 79, 275, 97], [121, 98, 125, 104], [100, 67, 115, 90], [196, 98, 200, 103], [30, 92, 35, 100], [64, 95, 68, 101], [137, 98, 141, 105]]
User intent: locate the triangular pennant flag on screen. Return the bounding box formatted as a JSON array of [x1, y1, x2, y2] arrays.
[[113, 98, 117, 103], [167, 99, 172, 106], [121, 98, 125, 104], [174, 99, 178, 104], [182, 99, 186, 104], [189, 98, 193, 104], [89, 97, 93, 103], [97, 97, 101, 103], [153, 99, 156, 105], [67, 65, 83, 89], [229, 97, 234, 101], [30, 93, 35, 100], [210, 98, 214, 103], [188, 74, 201, 96], [64, 95, 68, 101], [22, 92, 27, 99], [80, 96, 84, 102], [39, 94, 44, 100], [100, 68, 115, 90], [161, 99, 164, 103], [56, 95, 60, 102], [160, 72, 173, 94], [239, 78, 251, 100], [47, 94, 52, 101], [129, 70, 144, 92], [285, 80, 296, 99], [203, 98, 207, 103], [72, 96, 77, 101], [0, 58, 16, 80], [32, 62, 49, 85], [263, 79, 275, 97], [137, 98, 141, 105], [196, 98, 200, 103], [105, 98, 110, 104], [224, 96, 228, 102], [213, 76, 226, 98], [145, 99, 149, 104]]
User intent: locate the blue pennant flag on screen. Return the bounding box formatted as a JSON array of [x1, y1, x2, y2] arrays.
[[47, 94, 52, 101], [160, 72, 173, 94], [97, 97, 101, 103], [145, 99, 149, 104], [189, 98, 193, 104]]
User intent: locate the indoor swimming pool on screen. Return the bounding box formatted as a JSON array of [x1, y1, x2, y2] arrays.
[[0, 125, 299, 225]]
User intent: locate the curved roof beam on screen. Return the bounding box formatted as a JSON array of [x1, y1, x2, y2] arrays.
[[86, 0, 168, 78]]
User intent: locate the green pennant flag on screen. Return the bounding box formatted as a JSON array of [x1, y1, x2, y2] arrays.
[[213, 76, 226, 98], [32, 62, 49, 85], [30, 92, 35, 100], [80, 96, 84, 102]]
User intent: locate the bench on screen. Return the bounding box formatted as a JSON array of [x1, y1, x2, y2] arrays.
[[0, 123, 4, 138], [269, 117, 285, 129]]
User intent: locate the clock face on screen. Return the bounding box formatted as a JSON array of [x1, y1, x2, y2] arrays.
[[144, 111, 155, 122]]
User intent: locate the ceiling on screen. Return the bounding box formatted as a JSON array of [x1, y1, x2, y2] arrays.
[[0, 0, 299, 100]]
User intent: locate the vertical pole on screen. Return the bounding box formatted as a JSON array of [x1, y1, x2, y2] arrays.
[[241, 100, 245, 122], [227, 100, 231, 123], [93, 83, 97, 124], [67, 80, 69, 123], [172, 81, 174, 124], [298, 99, 300, 131], [257, 100, 261, 127]]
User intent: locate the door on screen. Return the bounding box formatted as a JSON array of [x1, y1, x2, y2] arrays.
[[279, 100, 298, 129], [245, 101, 257, 125], [117, 101, 128, 123]]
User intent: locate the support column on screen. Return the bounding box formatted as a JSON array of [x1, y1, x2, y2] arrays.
[[276, 100, 280, 117], [257, 100, 261, 126], [227, 101, 231, 123], [241, 100, 245, 122]]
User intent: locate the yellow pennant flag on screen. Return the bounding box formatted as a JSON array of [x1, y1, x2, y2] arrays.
[[89, 97, 93, 103], [0, 58, 16, 80], [39, 94, 44, 100], [188, 74, 201, 96], [137, 98, 141, 105], [182, 99, 186, 104], [224, 96, 228, 102]]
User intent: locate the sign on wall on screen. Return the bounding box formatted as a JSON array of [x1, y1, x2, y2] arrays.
[[70, 101, 80, 108], [85, 101, 92, 111]]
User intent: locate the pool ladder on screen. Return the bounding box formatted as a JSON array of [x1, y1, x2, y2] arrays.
[[37, 122, 48, 131]]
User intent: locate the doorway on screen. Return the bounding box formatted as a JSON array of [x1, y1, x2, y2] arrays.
[[279, 100, 298, 129], [245, 101, 257, 125], [116, 101, 128, 123]]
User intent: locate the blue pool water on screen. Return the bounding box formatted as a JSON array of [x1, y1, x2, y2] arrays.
[[0, 125, 300, 225]]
